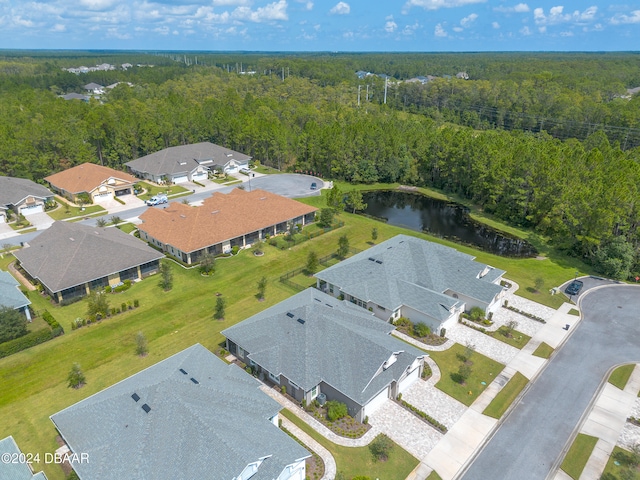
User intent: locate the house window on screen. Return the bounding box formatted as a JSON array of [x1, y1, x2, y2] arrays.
[[329, 284, 334, 294], [237, 347, 245, 358], [269, 372, 280, 384], [377, 305, 385, 311], [311, 386, 318, 399]]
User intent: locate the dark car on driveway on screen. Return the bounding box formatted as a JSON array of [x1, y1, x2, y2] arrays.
[[565, 280, 584, 296]]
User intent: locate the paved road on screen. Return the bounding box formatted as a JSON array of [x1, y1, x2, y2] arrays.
[[461, 283, 640, 480]]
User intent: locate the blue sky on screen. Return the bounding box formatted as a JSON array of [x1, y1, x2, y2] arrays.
[[0, 0, 637, 51]]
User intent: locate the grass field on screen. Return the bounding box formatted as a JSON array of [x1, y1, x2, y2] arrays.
[[428, 343, 505, 406], [601, 445, 640, 479], [560, 433, 599, 480], [483, 372, 529, 419], [608, 364, 637, 390], [48, 197, 105, 221], [281, 409, 419, 479], [532, 342, 555, 359], [137, 181, 189, 200], [0, 185, 585, 479], [487, 326, 531, 349]]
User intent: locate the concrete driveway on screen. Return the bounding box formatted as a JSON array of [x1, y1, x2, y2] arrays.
[[26, 211, 54, 230], [461, 282, 640, 480], [246, 174, 324, 198]]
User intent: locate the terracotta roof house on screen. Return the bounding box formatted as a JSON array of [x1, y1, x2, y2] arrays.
[[44, 163, 137, 204], [138, 188, 317, 264], [0, 271, 31, 320], [50, 344, 310, 480], [223, 289, 426, 422], [125, 142, 251, 184], [0, 176, 54, 223], [0, 436, 48, 480], [14, 221, 164, 303], [315, 235, 506, 335]]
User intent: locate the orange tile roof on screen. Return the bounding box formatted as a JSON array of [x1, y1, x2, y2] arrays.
[[138, 189, 318, 253], [44, 163, 137, 194]]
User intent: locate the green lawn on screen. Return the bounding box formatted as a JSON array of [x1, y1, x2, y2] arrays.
[[254, 165, 284, 175], [487, 327, 531, 349], [116, 223, 138, 234], [608, 364, 636, 390], [426, 471, 444, 480], [428, 343, 505, 406], [532, 342, 555, 359], [483, 372, 528, 419], [568, 308, 580, 316], [561, 433, 599, 480], [601, 445, 640, 480], [48, 198, 105, 221], [137, 182, 189, 200], [280, 409, 419, 479]]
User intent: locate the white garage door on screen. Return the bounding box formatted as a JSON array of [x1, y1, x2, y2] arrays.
[[364, 386, 389, 417], [192, 171, 207, 181], [0, 213, 5, 223], [93, 192, 112, 202], [398, 367, 420, 395], [172, 175, 189, 184], [20, 204, 44, 215]]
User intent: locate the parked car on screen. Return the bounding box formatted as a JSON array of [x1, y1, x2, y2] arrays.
[[565, 280, 583, 296], [145, 194, 168, 206], [310, 182, 317, 190]]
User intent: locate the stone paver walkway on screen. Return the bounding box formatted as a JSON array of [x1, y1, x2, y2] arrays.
[[618, 394, 640, 450], [280, 416, 337, 480], [444, 322, 520, 365], [402, 379, 467, 430]]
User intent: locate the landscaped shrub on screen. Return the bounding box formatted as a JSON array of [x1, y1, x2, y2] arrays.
[[413, 322, 430, 337], [369, 434, 393, 462], [326, 400, 348, 421], [121, 302, 127, 312], [42, 310, 63, 332], [231, 245, 240, 255], [395, 317, 412, 327], [105, 286, 112, 293], [0, 328, 57, 359], [469, 307, 485, 321], [133, 299, 139, 308], [281, 385, 287, 395], [399, 400, 447, 433]]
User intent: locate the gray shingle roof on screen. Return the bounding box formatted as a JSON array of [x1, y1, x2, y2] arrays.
[[0, 176, 53, 208], [14, 222, 164, 293], [0, 436, 48, 480], [0, 271, 30, 310], [223, 290, 425, 406], [125, 142, 251, 177], [315, 235, 505, 312], [50, 344, 308, 480]]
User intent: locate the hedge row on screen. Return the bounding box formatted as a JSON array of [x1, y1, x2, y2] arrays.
[[503, 305, 547, 324], [0, 327, 62, 359], [42, 310, 63, 333], [399, 399, 448, 433]]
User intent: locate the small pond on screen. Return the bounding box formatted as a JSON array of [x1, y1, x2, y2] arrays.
[[361, 190, 537, 258]]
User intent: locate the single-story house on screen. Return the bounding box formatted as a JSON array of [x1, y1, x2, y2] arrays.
[[0, 176, 54, 223], [83, 82, 104, 94], [0, 436, 47, 480], [125, 142, 251, 184], [0, 271, 31, 320], [60, 92, 89, 101], [50, 344, 309, 480], [138, 188, 317, 264], [223, 289, 426, 422], [14, 221, 164, 303], [315, 234, 506, 334], [44, 163, 137, 204]]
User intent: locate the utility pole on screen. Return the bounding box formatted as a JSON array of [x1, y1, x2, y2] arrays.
[[357, 85, 361, 106], [366, 84, 369, 102], [384, 77, 388, 104], [282, 67, 285, 81]]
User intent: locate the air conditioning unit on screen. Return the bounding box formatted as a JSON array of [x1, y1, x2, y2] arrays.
[[317, 393, 327, 406]]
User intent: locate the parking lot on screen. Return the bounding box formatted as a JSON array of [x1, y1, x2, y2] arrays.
[[246, 174, 324, 198]]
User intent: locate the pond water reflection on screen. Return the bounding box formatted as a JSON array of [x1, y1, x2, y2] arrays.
[[361, 190, 537, 258]]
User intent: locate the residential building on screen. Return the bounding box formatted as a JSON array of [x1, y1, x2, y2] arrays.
[[14, 221, 163, 303], [44, 163, 137, 204], [223, 289, 426, 422], [0, 176, 54, 223], [125, 142, 251, 184], [83, 83, 104, 94], [0, 271, 31, 320], [138, 188, 317, 264], [0, 436, 47, 479], [315, 234, 506, 334], [50, 344, 309, 480]]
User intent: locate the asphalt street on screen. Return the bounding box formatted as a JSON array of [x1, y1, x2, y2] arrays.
[[461, 282, 640, 480]]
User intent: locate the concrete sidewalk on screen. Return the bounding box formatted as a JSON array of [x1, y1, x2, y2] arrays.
[[557, 364, 640, 480]]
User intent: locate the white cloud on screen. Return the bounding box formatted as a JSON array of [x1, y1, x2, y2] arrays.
[[534, 6, 598, 25], [233, 0, 288, 22], [610, 10, 640, 25], [492, 21, 500, 28], [329, 1, 350, 14], [434, 22, 447, 36], [403, 0, 485, 12], [78, 0, 119, 11], [306, 1, 313, 10], [460, 12, 477, 27], [51, 23, 66, 31], [494, 3, 529, 13], [559, 30, 573, 36], [402, 22, 420, 35], [452, 26, 462, 32], [520, 25, 531, 35], [12, 15, 36, 27], [106, 26, 131, 39], [538, 26, 546, 33], [385, 19, 397, 32]]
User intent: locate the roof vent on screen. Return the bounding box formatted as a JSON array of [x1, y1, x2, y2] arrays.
[[387, 246, 392, 249], [368, 257, 375, 262], [179, 368, 187, 375], [211, 210, 219, 214], [297, 318, 305, 325], [141, 404, 151, 413], [325, 303, 334, 308], [375, 260, 383, 264], [69, 237, 75, 241], [286, 312, 295, 318], [314, 297, 321, 302], [131, 393, 140, 402], [259, 197, 267, 200], [180, 214, 186, 218], [399, 240, 404, 243], [190, 377, 199, 384]]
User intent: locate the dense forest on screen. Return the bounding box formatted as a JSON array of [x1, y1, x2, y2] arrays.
[[0, 51, 639, 279]]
